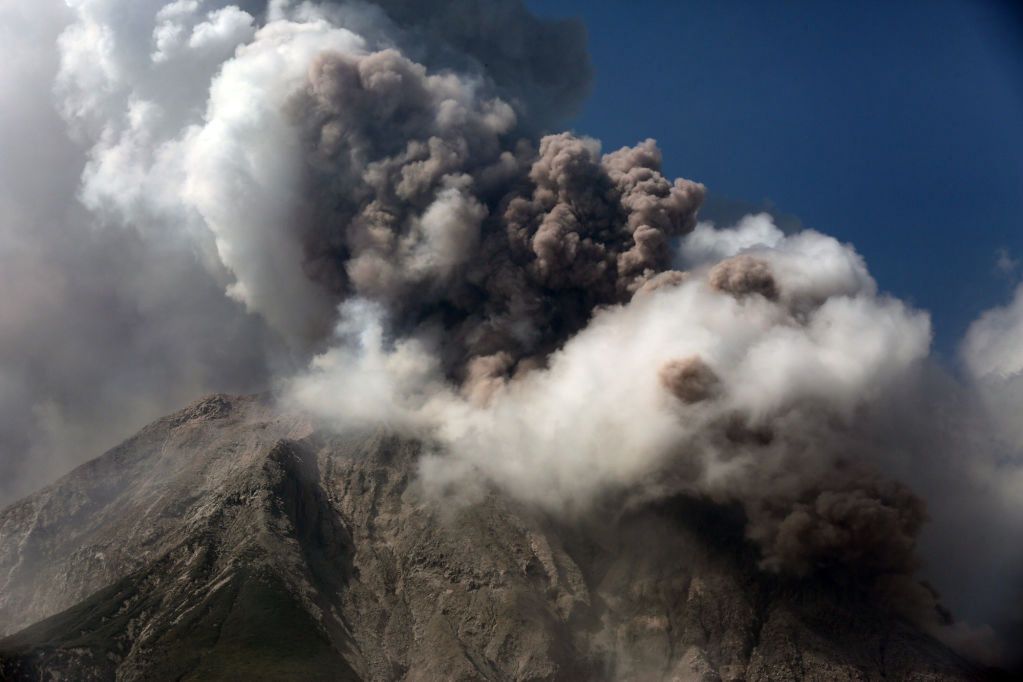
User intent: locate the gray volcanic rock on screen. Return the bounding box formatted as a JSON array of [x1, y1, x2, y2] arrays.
[[0, 395, 986, 680]]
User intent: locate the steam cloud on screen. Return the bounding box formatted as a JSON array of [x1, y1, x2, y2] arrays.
[[1, 0, 1021, 667]]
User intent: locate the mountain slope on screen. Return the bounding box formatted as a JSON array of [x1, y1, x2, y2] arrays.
[[0, 395, 985, 680]]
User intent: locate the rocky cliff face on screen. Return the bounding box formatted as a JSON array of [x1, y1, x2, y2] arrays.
[[0, 395, 987, 680]]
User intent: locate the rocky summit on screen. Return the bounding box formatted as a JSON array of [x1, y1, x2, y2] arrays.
[[0, 395, 986, 680]]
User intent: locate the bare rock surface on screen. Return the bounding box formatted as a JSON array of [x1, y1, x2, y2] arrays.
[[0, 395, 987, 680]]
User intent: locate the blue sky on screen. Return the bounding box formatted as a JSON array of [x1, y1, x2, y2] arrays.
[[526, 0, 1023, 359]]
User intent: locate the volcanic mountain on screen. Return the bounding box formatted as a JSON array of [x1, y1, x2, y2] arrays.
[[0, 394, 988, 680]]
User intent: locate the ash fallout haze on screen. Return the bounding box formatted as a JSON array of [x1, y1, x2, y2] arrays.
[[0, 0, 1022, 678]]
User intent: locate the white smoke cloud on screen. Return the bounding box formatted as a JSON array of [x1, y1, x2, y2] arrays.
[[0, 0, 282, 505], [181, 16, 368, 342], [960, 287, 1023, 512], [956, 287, 1023, 604], [963, 282, 1023, 382]]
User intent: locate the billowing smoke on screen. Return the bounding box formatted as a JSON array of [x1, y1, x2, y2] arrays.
[[290, 219, 934, 577], [0, 0, 593, 501], [2, 0, 1022, 668]]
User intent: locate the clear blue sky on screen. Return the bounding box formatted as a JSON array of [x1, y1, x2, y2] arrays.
[[526, 0, 1023, 360]]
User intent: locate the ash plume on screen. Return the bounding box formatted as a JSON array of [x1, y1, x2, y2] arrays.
[[285, 62, 704, 379], [1, 0, 1021, 669]]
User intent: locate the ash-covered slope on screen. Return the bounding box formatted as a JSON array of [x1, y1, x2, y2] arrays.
[[0, 395, 985, 681]]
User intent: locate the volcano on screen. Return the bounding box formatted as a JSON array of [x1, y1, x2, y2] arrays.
[[0, 394, 987, 681]]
